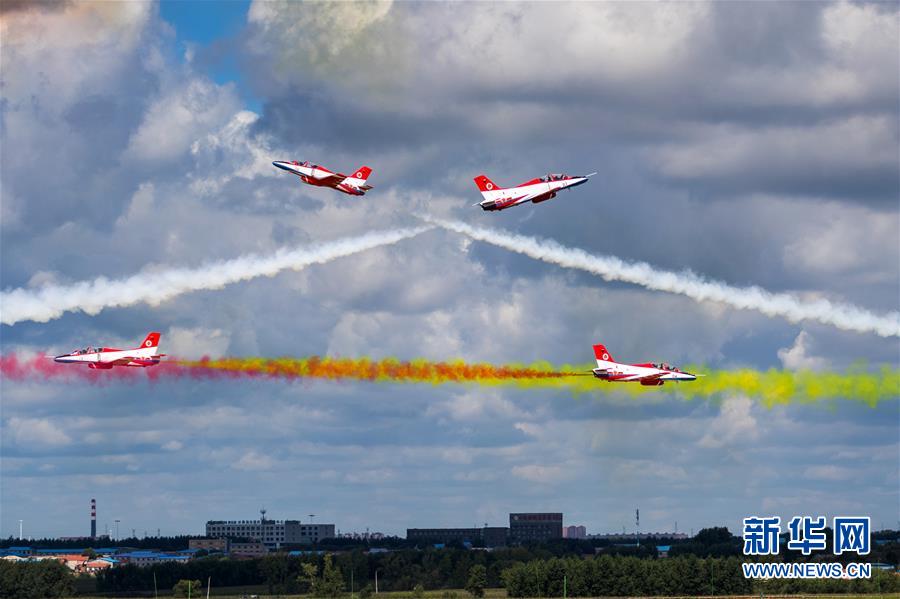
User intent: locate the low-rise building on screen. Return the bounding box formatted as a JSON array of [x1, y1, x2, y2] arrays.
[[407, 526, 509, 548], [117, 551, 190, 567], [230, 542, 268, 557], [189, 538, 230, 552]]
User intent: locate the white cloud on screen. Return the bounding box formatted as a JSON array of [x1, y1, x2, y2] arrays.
[[166, 327, 231, 359], [231, 451, 275, 471], [126, 79, 240, 163], [803, 465, 854, 482], [511, 464, 570, 484], [427, 389, 524, 423], [698, 396, 759, 448], [777, 331, 830, 371], [5, 417, 71, 447]]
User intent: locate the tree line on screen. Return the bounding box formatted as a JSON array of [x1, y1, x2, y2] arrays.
[[502, 555, 900, 597]]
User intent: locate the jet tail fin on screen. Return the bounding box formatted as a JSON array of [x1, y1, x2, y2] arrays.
[[342, 166, 373, 189], [139, 332, 161, 354], [473, 175, 502, 198], [592, 343, 615, 364]]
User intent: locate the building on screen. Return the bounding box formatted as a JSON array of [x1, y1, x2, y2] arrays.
[[406, 526, 509, 548], [563, 525, 587, 539], [189, 538, 230, 553], [483, 527, 509, 548], [116, 551, 190, 567], [590, 532, 688, 541], [407, 528, 480, 545], [205, 511, 336, 549], [509, 513, 563, 542], [230, 542, 268, 557]]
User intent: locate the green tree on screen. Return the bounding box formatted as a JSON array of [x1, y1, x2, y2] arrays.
[[304, 555, 345, 598], [0, 560, 76, 599], [465, 564, 487, 598], [412, 582, 426, 599], [172, 578, 202, 598]]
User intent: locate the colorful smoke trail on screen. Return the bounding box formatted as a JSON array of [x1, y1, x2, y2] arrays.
[[1, 353, 896, 407]]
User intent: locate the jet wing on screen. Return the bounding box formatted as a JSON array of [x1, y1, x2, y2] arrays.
[[637, 373, 665, 383], [108, 356, 139, 366], [313, 172, 346, 183]]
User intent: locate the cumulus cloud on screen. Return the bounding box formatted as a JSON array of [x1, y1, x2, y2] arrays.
[[777, 331, 830, 371], [166, 327, 231, 359], [126, 79, 241, 163], [5, 417, 72, 447], [698, 396, 759, 449]]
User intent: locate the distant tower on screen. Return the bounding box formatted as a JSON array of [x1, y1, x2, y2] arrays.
[[635, 508, 640, 541], [260, 508, 267, 523], [91, 498, 97, 539]]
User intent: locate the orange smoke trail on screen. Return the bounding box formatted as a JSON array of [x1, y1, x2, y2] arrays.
[[176, 356, 576, 385]]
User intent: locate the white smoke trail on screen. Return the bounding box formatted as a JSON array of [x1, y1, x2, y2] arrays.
[[430, 218, 900, 338], [1, 226, 433, 326]]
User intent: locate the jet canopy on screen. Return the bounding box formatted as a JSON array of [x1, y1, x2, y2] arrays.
[[652, 363, 679, 371], [541, 173, 568, 182], [72, 346, 98, 355]]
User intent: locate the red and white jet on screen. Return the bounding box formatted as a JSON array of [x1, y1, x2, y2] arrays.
[[591, 343, 698, 386], [473, 171, 594, 211], [53, 332, 165, 370], [273, 160, 374, 196]]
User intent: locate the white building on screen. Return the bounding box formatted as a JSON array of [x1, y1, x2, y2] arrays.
[[205, 512, 335, 549]]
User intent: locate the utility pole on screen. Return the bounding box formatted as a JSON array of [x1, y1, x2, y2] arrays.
[[375, 569, 381, 594]]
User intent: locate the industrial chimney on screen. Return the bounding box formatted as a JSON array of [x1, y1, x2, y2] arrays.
[[91, 498, 96, 539]]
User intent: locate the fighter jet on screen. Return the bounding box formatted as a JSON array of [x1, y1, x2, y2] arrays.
[[273, 160, 374, 196], [473, 171, 594, 211], [53, 332, 165, 370], [590, 343, 698, 386]]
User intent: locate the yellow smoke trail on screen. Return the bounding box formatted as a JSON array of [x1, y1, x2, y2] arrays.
[[174, 356, 899, 407]]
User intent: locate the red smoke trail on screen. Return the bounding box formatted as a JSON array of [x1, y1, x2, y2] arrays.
[[0, 354, 574, 386]]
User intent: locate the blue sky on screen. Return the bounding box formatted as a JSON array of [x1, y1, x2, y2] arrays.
[[1, 1, 898, 540]]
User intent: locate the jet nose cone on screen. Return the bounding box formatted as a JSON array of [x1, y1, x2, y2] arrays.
[[53, 355, 65, 363], [567, 177, 589, 189]]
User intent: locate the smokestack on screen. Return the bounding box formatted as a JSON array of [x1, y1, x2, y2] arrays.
[[91, 498, 96, 539]]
